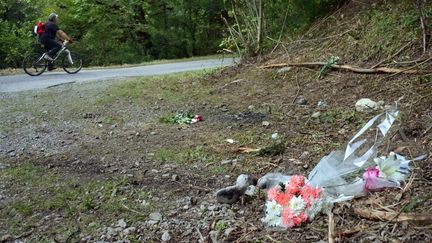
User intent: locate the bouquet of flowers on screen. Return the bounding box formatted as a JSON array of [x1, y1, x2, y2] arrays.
[[261, 108, 426, 229], [263, 175, 324, 228]]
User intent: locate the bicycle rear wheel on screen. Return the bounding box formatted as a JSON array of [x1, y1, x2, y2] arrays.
[[22, 53, 47, 76], [62, 51, 82, 74]]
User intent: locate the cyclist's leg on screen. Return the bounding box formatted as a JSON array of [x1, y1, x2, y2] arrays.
[[46, 39, 62, 58], [41, 39, 61, 70]]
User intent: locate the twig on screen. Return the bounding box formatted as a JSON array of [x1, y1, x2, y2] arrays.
[[122, 204, 146, 216], [15, 228, 34, 239], [417, 0, 427, 53], [392, 56, 430, 65], [196, 227, 205, 243], [371, 42, 412, 68], [270, 9, 289, 55], [259, 62, 427, 74], [266, 235, 281, 243], [291, 73, 300, 104], [422, 124, 432, 137], [385, 56, 432, 79], [354, 207, 432, 224], [328, 210, 335, 243]]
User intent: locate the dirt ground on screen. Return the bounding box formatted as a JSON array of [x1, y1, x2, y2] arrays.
[[1, 1, 432, 242]]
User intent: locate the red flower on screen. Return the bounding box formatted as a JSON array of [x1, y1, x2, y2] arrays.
[[290, 175, 305, 187], [300, 184, 321, 206], [275, 191, 293, 206]]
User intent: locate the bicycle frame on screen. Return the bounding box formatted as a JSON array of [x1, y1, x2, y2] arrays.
[[41, 40, 74, 64]]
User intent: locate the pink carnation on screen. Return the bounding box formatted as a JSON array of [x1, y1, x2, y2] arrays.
[[275, 191, 292, 206], [290, 175, 305, 187], [300, 184, 322, 206], [281, 208, 308, 228], [281, 208, 295, 228], [285, 182, 300, 195], [267, 187, 279, 201]]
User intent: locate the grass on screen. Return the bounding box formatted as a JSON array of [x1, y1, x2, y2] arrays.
[[154, 145, 220, 165], [0, 163, 151, 239], [96, 69, 220, 107]]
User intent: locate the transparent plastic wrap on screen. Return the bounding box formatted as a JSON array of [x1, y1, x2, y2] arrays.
[[261, 108, 426, 228]]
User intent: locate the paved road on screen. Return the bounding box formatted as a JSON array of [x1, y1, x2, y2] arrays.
[[0, 58, 235, 93]]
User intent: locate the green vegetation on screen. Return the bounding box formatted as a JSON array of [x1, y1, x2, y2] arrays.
[[1, 0, 350, 68], [0, 163, 151, 239]]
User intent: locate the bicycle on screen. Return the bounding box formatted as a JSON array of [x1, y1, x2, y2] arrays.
[[22, 40, 83, 76]]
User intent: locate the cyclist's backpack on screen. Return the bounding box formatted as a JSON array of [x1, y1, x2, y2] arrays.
[[33, 21, 45, 36]]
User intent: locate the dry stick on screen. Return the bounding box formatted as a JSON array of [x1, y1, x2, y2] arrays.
[[385, 56, 432, 79], [196, 227, 205, 243], [354, 208, 432, 225], [259, 62, 425, 74], [270, 9, 289, 55], [417, 0, 427, 53], [328, 210, 335, 243], [392, 56, 430, 65], [371, 42, 412, 68], [122, 204, 146, 216], [422, 124, 432, 137], [292, 73, 300, 104]]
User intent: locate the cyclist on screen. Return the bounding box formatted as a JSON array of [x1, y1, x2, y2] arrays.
[[39, 13, 72, 71]]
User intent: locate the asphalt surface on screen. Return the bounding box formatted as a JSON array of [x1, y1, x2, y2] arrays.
[[0, 58, 235, 93]]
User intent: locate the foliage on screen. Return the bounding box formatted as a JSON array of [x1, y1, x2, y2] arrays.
[[0, 0, 226, 67], [221, 0, 347, 57]]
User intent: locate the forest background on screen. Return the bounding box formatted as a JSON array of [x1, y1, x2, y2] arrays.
[[0, 0, 344, 68]]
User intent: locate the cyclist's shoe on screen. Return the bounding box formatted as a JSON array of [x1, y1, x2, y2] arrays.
[[48, 66, 57, 71], [43, 54, 54, 61]]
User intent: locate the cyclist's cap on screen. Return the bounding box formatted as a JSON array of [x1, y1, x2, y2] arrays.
[[48, 13, 58, 22]]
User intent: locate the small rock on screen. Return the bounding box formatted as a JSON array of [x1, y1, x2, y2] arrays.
[[150, 131, 157, 135], [355, 98, 379, 113], [338, 128, 347, 135], [149, 212, 162, 222], [106, 227, 116, 236], [247, 105, 255, 110], [117, 219, 127, 228], [297, 97, 308, 106], [1, 234, 13, 242], [299, 151, 310, 161], [182, 205, 190, 210], [224, 227, 236, 237], [277, 67, 292, 73], [209, 230, 220, 243], [88, 222, 97, 227], [208, 205, 218, 211], [226, 139, 235, 144], [220, 106, 229, 112], [147, 220, 159, 225], [244, 185, 256, 196], [262, 121, 270, 127], [0, 134, 7, 139], [221, 159, 234, 165], [162, 173, 170, 178], [317, 100, 327, 108], [311, 111, 321, 118], [271, 133, 279, 139], [161, 231, 171, 241], [171, 174, 179, 181], [123, 227, 136, 235]]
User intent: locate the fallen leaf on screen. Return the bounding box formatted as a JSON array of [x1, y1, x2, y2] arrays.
[[236, 146, 261, 153]]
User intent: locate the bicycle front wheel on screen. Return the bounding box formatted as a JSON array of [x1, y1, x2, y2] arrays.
[[62, 51, 83, 74], [22, 53, 47, 76]]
